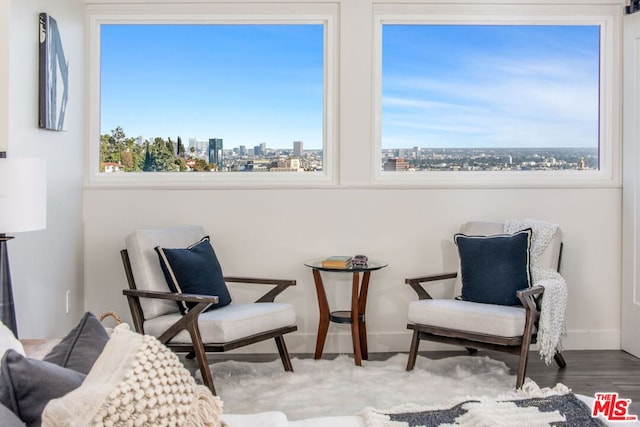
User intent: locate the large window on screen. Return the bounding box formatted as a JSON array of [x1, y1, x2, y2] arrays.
[[87, 4, 337, 186], [373, 4, 620, 187], [100, 24, 324, 174], [380, 24, 600, 173]]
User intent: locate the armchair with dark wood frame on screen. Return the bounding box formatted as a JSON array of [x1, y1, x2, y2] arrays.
[[120, 226, 297, 395], [404, 221, 567, 389]]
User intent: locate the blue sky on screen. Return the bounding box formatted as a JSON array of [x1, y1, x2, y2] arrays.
[[382, 25, 600, 149], [100, 24, 324, 149], [101, 23, 600, 151]]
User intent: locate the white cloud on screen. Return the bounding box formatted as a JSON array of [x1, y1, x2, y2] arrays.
[[382, 50, 599, 149]]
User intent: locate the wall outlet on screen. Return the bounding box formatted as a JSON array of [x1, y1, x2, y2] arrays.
[[65, 290, 70, 314]]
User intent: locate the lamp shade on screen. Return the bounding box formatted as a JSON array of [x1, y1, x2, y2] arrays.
[[0, 158, 47, 233]]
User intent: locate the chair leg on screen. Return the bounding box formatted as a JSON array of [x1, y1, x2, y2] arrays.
[[406, 330, 420, 371], [186, 324, 216, 395], [554, 351, 567, 369], [516, 336, 534, 389], [275, 335, 294, 372]]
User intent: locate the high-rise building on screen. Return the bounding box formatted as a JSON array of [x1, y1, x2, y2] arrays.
[[293, 140, 303, 157], [208, 138, 223, 168]]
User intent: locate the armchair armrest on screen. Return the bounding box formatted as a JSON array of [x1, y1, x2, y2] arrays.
[[224, 276, 296, 303], [405, 272, 457, 300], [122, 289, 219, 337], [123, 289, 219, 304], [516, 285, 544, 312]]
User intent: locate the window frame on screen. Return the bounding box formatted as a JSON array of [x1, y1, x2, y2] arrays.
[[372, 3, 622, 189], [86, 3, 338, 188]]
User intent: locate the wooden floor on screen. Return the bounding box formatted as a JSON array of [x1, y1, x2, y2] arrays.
[[419, 350, 640, 417], [198, 349, 640, 417]]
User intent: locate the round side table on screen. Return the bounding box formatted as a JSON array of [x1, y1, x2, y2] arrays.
[[304, 259, 388, 366]]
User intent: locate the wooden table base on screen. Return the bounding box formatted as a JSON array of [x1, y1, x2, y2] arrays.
[[312, 269, 371, 366]]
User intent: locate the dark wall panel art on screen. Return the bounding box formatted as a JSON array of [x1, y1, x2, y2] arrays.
[[38, 13, 69, 131]]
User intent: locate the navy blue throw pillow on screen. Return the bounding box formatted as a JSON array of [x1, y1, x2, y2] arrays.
[[155, 236, 232, 314], [454, 228, 532, 306]]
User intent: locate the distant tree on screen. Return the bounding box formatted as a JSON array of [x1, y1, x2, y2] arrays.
[[192, 158, 210, 172], [143, 137, 178, 171], [177, 136, 186, 157], [120, 150, 134, 170], [99, 126, 128, 165], [175, 157, 187, 171], [111, 126, 126, 143], [99, 127, 184, 172], [143, 142, 153, 172], [123, 138, 144, 172], [99, 133, 113, 168]]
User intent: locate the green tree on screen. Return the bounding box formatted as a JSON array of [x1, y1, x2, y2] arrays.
[[124, 138, 144, 172], [192, 158, 210, 172], [175, 157, 187, 171], [142, 137, 178, 171], [177, 136, 186, 157], [143, 142, 153, 172], [99, 126, 129, 167]]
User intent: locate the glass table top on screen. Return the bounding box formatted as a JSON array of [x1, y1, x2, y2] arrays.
[[304, 259, 388, 272]]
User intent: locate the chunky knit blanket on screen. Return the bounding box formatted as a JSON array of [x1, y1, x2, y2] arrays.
[[42, 324, 224, 427], [504, 219, 568, 364]]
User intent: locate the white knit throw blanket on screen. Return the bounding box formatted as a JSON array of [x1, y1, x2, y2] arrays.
[[504, 219, 568, 365], [42, 324, 225, 427]]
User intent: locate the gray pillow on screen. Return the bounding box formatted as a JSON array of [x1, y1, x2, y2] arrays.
[[43, 311, 109, 374], [0, 350, 85, 427], [0, 403, 25, 427]]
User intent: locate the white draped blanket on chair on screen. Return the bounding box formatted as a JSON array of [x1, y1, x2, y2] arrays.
[[504, 219, 568, 364]]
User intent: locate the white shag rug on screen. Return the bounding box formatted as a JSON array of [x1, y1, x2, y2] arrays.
[[205, 354, 522, 421]]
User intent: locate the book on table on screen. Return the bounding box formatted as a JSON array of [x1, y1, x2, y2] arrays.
[[322, 256, 353, 269]]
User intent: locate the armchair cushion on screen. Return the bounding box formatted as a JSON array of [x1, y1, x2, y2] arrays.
[[155, 236, 232, 314], [144, 302, 296, 344], [408, 299, 527, 338], [455, 228, 532, 306]]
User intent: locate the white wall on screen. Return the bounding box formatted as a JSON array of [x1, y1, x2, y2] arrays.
[[0, 1, 9, 151], [6, 0, 85, 338], [81, 0, 624, 353], [84, 187, 622, 352]]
